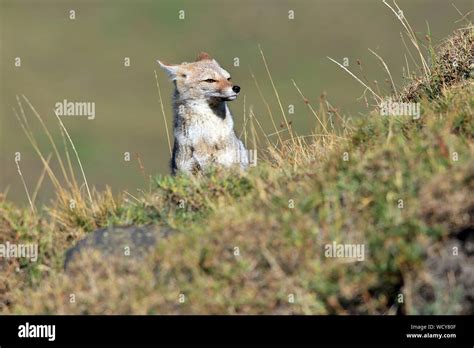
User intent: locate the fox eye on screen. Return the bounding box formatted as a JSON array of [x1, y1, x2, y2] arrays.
[[227, 77, 231, 81], [203, 78, 217, 83]]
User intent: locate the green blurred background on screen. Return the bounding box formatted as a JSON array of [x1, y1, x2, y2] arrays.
[[0, 0, 470, 205]]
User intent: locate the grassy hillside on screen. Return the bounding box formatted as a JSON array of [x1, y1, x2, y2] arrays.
[[0, 24, 472, 314], [3, 0, 469, 204]]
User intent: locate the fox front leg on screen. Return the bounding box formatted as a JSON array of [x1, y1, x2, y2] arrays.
[[172, 143, 203, 175]]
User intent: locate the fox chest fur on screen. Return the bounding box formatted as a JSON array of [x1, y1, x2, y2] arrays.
[[158, 52, 248, 175], [171, 97, 247, 175]]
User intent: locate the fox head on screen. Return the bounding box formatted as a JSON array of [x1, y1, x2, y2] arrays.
[[157, 52, 241, 102]]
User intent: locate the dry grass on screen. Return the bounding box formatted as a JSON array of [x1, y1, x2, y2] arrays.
[[399, 25, 473, 102], [328, 1, 473, 107]]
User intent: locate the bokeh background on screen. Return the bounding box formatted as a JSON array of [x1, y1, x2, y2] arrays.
[[0, 0, 471, 205]]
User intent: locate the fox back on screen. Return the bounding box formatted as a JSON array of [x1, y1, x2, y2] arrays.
[[158, 52, 249, 175]]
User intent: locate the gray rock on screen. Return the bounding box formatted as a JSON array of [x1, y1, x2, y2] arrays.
[[64, 224, 174, 270]]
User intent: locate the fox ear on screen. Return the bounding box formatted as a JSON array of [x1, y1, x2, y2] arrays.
[[196, 52, 212, 61], [157, 60, 179, 80]]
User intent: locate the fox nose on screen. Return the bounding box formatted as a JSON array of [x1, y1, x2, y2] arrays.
[[232, 85, 241, 93]]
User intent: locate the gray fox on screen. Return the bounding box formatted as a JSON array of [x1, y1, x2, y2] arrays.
[[158, 52, 249, 175]]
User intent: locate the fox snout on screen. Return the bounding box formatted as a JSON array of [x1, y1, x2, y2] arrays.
[[232, 85, 241, 93]]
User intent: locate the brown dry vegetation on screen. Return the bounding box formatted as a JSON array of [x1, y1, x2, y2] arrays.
[[400, 26, 473, 102]]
